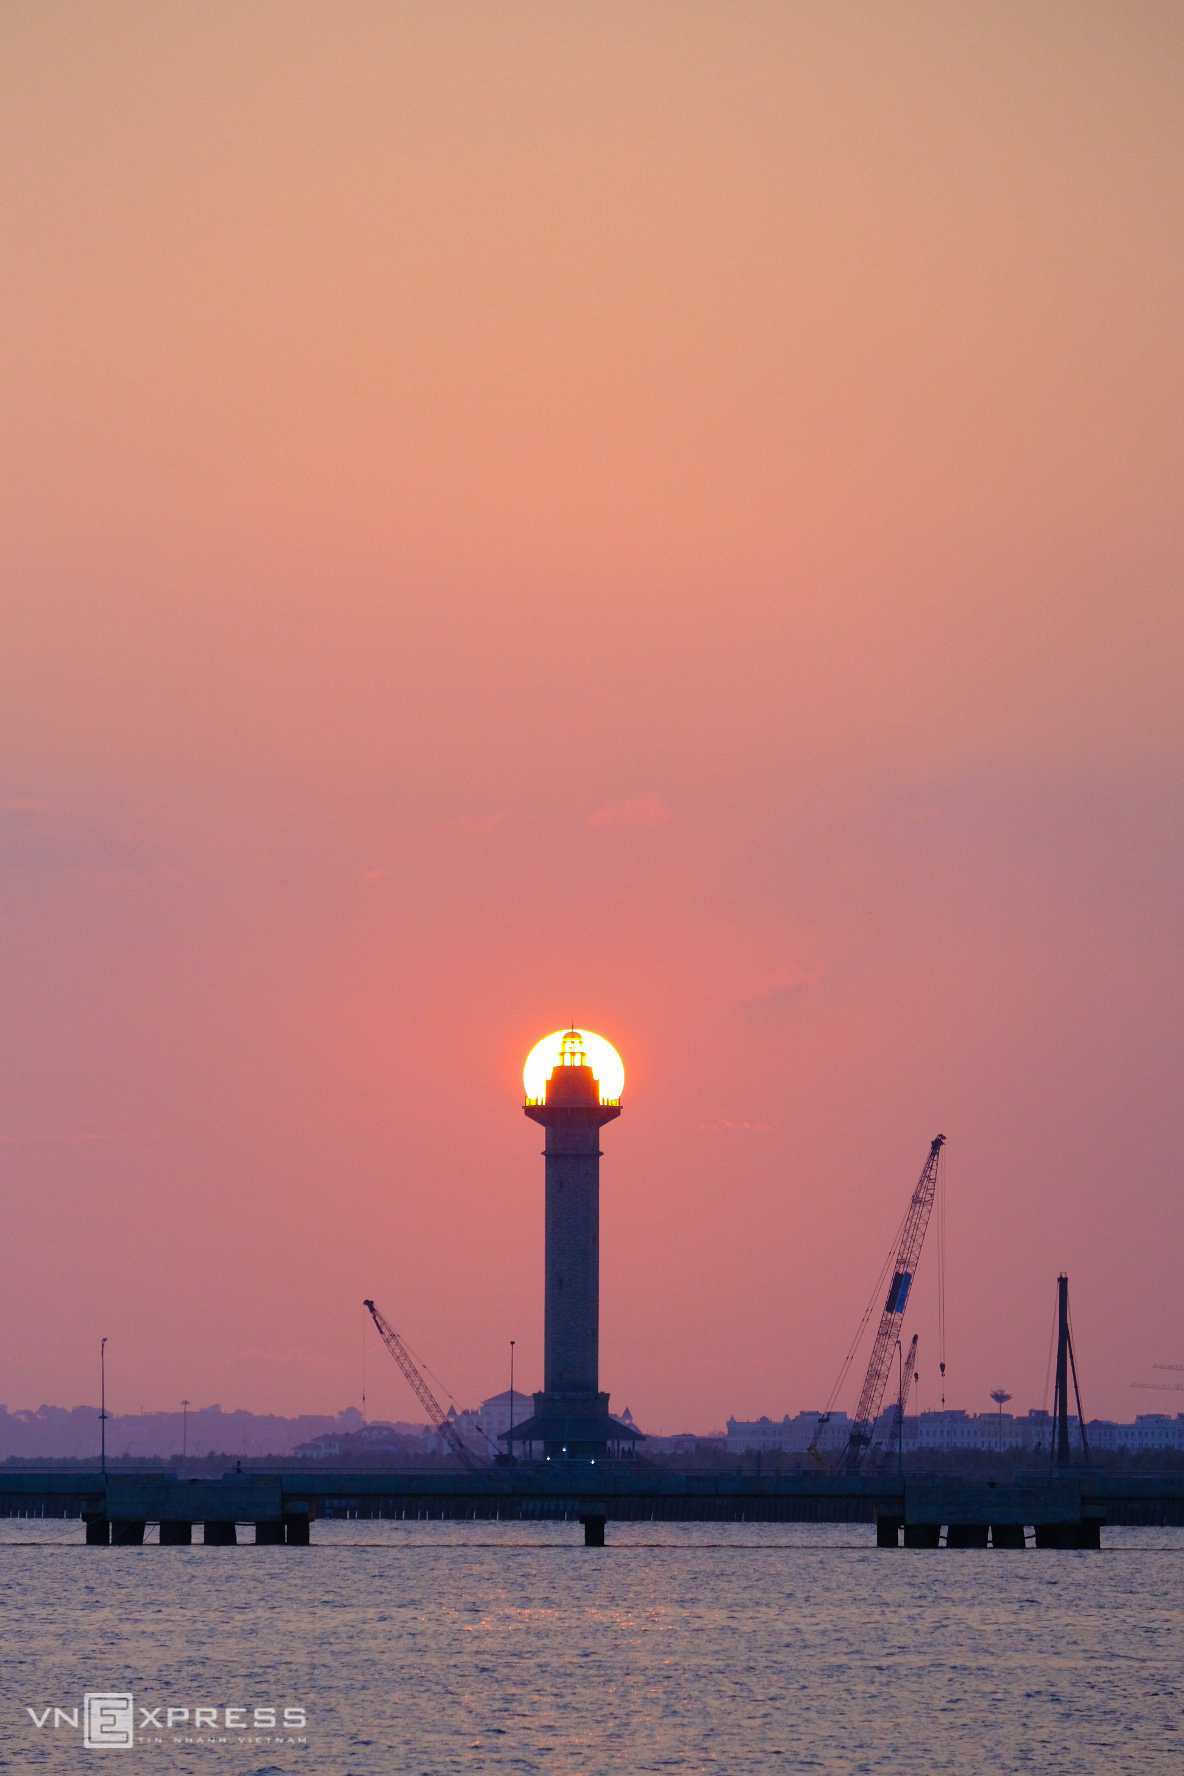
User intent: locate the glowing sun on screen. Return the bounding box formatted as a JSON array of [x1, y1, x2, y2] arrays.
[[523, 1029, 625, 1106]]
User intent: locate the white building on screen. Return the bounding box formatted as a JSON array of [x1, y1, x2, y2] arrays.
[[726, 1411, 851, 1455], [295, 1434, 342, 1459], [724, 1405, 1184, 1457], [1134, 1414, 1184, 1451], [293, 1420, 427, 1459], [645, 1431, 728, 1454], [428, 1389, 537, 1455]]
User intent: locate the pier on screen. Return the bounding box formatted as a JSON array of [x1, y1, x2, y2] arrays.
[[2, 1468, 1181, 1547]]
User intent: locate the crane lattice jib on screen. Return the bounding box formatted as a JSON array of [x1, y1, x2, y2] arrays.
[[882, 1333, 919, 1454], [841, 1136, 944, 1472], [362, 1299, 479, 1471]]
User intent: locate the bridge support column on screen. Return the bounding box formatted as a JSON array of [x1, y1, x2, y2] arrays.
[[903, 1522, 941, 1548], [160, 1521, 192, 1545], [1035, 1521, 1099, 1549], [110, 1519, 145, 1546], [203, 1520, 237, 1546], [84, 1516, 110, 1545], [946, 1522, 989, 1548], [991, 1523, 1026, 1549], [284, 1513, 310, 1545], [255, 1520, 285, 1545], [877, 1514, 902, 1548], [580, 1511, 606, 1547]]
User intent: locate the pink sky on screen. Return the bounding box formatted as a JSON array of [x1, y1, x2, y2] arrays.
[[1, 3, 1181, 1431]]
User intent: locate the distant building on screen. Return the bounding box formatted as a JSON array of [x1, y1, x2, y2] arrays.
[[474, 1389, 536, 1445], [426, 1390, 537, 1457], [1134, 1414, 1184, 1451], [210, 1400, 1184, 1466], [723, 1405, 1184, 1457], [1085, 1420, 1124, 1451], [295, 1434, 343, 1460], [293, 1420, 426, 1460], [726, 1412, 851, 1455], [644, 1431, 728, 1455]]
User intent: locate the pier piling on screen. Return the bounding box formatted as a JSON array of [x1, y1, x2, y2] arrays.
[[581, 1511, 606, 1547]]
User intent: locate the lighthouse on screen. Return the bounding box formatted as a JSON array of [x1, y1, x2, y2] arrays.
[[503, 1028, 641, 1460]]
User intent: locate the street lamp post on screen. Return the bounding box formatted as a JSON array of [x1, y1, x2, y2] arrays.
[[895, 1339, 904, 1476], [990, 1388, 1012, 1456], [509, 1340, 516, 1458], [181, 1398, 190, 1461], [100, 1337, 108, 1476]]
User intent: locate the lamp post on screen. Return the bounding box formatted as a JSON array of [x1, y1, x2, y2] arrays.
[[99, 1337, 108, 1476], [990, 1388, 1012, 1456], [509, 1340, 516, 1457], [181, 1398, 190, 1461], [895, 1339, 904, 1476]]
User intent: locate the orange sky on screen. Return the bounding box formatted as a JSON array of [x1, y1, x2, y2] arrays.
[[1, 2, 1181, 1430]]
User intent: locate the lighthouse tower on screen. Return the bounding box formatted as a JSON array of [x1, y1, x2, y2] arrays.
[[504, 1029, 641, 1460]]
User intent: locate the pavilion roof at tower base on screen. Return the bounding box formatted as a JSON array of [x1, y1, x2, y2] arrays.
[[502, 1403, 643, 1455]]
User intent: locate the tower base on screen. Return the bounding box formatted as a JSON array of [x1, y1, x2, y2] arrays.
[[502, 1391, 642, 1460]]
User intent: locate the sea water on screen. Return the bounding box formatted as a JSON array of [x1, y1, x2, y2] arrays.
[[1, 1518, 1181, 1773]]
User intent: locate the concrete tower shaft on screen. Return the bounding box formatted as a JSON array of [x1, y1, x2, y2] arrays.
[[528, 1079, 621, 1399], [510, 1028, 639, 1459], [526, 1064, 620, 1397]]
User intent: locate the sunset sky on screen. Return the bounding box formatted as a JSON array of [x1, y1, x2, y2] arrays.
[[2, 2, 1181, 1432]]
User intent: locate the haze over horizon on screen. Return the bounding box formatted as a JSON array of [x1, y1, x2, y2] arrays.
[[2, 3, 1181, 1434]]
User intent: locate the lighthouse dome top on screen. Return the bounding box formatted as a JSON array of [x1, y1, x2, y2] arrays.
[[523, 1028, 624, 1107]]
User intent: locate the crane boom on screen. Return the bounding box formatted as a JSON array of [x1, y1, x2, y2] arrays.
[[879, 1333, 919, 1458], [362, 1298, 481, 1470], [840, 1135, 944, 1472]]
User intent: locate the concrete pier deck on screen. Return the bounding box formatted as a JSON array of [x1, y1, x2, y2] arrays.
[[1, 1467, 1181, 1544]]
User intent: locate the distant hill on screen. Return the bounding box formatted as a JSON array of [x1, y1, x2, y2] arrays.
[[0, 1404, 427, 1461]]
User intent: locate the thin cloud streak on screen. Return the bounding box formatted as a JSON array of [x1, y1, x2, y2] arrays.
[[697, 1119, 772, 1133], [747, 964, 830, 1006], [587, 793, 671, 831], [438, 813, 506, 835]]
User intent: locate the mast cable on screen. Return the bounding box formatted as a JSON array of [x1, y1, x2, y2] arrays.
[[937, 1149, 947, 1408], [1041, 1293, 1058, 1413], [1067, 1299, 1090, 1464], [815, 1199, 910, 1429]]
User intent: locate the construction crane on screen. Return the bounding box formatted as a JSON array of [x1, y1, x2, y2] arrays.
[[843, 1136, 945, 1469], [812, 1134, 945, 1472], [878, 1333, 919, 1461], [1131, 1363, 1184, 1394], [362, 1299, 482, 1471]]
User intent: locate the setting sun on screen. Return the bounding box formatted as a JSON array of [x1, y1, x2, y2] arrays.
[[523, 1029, 625, 1106]]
